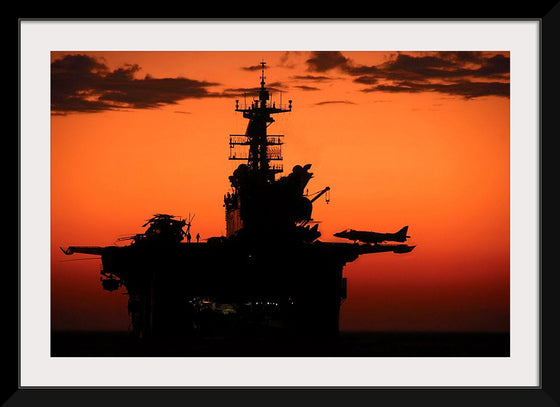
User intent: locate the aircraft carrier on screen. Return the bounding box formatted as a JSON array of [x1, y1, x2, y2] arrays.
[[61, 62, 415, 340]]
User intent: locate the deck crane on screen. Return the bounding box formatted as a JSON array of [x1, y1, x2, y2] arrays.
[[309, 186, 330, 204]]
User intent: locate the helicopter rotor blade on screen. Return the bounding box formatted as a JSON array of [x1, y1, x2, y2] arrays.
[[59, 257, 102, 262]]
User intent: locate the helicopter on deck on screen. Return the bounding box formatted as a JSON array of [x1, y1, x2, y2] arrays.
[[117, 213, 195, 245]]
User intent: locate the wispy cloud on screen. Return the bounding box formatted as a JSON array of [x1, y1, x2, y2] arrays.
[[292, 74, 333, 82], [241, 64, 264, 72], [294, 85, 321, 91], [223, 81, 286, 96], [314, 100, 356, 106]]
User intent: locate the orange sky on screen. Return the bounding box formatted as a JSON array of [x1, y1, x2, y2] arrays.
[[51, 51, 510, 332]]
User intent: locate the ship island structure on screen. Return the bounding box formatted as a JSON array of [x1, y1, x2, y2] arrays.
[[61, 62, 415, 340]]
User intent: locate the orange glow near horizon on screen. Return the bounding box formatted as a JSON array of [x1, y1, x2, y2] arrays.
[[51, 51, 509, 332]]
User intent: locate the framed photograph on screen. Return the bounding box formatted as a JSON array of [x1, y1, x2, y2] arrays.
[[16, 16, 548, 405]]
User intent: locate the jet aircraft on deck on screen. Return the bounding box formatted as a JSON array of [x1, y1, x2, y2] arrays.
[[334, 226, 410, 245]]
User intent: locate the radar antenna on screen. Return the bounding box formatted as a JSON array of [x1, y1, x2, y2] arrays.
[[230, 60, 292, 182]]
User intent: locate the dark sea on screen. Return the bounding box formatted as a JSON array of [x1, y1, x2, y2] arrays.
[[51, 330, 509, 357]]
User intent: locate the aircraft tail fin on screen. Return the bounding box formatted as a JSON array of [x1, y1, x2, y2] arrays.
[[60, 247, 73, 255], [395, 226, 409, 242]]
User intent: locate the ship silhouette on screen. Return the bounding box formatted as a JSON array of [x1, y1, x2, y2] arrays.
[[61, 62, 415, 340]]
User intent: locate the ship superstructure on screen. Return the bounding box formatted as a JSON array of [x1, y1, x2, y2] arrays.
[[61, 62, 415, 341], [224, 62, 321, 243]]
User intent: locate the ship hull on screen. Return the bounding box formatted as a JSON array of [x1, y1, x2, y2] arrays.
[[100, 240, 363, 339]]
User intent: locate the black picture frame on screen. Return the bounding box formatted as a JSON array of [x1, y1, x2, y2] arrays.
[[13, 10, 553, 406]]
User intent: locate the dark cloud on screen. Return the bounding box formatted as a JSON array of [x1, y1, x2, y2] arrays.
[[51, 54, 222, 114], [437, 51, 485, 64], [353, 76, 378, 85], [363, 80, 509, 99], [304, 51, 510, 99], [306, 51, 350, 72], [373, 53, 509, 82], [387, 54, 455, 71], [474, 54, 510, 77], [377, 54, 463, 81], [278, 51, 303, 68]]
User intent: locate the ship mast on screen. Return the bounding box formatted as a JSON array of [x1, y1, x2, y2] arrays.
[[229, 61, 292, 182]]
